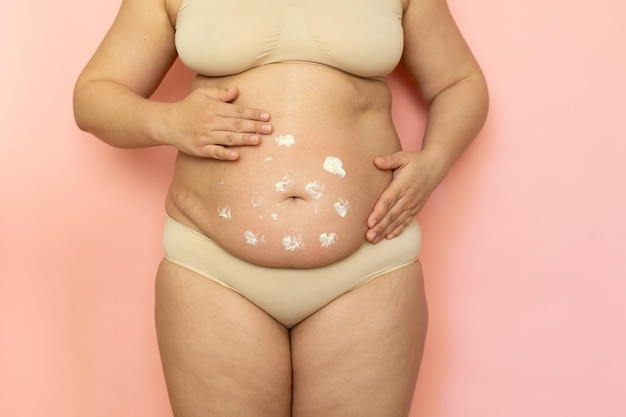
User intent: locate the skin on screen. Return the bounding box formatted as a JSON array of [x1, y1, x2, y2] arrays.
[[166, 62, 402, 268], [73, 0, 488, 415], [155, 258, 427, 417]]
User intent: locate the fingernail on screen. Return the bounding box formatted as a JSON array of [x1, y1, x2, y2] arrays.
[[261, 124, 272, 133], [249, 135, 260, 144], [260, 112, 270, 121]]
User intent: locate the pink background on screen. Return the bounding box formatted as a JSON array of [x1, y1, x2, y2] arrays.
[[2, 0, 625, 416]]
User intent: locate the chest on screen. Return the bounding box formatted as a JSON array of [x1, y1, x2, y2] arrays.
[[174, 0, 405, 78]]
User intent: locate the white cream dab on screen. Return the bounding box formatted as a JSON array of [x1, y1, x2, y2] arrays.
[[263, 156, 273, 162], [305, 180, 325, 199], [320, 232, 338, 248], [271, 213, 279, 220], [250, 194, 263, 207], [244, 231, 264, 246], [275, 134, 296, 147], [334, 199, 350, 218], [323, 156, 346, 178], [275, 175, 294, 193], [217, 206, 232, 220], [282, 235, 304, 251]]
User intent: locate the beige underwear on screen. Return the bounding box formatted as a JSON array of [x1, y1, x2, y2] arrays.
[[163, 216, 421, 328]]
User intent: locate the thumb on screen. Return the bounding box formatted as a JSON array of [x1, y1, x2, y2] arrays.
[[373, 151, 405, 171], [218, 86, 240, 103], [197, 86, 240, 102]]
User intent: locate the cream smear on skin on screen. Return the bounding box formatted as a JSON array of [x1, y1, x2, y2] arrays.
[[323, 156, 346, 178], [218, 134, 354, 251]]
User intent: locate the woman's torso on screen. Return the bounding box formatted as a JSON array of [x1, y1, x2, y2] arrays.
[[166, 1, 405, 268]]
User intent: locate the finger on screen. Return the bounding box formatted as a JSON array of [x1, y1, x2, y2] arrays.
[[384, 216, 415, 240], [219, 102, 271, 123], [367, 186, 419, 242], [202, 111, 271, 138], [218, 86, 239, 102], [228, 117, 273, 135], [373, 207, 405, 241], [211, 130, 265, 148], [367, 191, 396, 229], [368, 179, 416, 227], [373, 152, 406, 171], [199, 144, 240, 161], [366, 192, 401, 242], [197, 87, 271, 122], [377, 210, 410, 240], [213, 118, 272, 140], [196, 86, 239, 102]]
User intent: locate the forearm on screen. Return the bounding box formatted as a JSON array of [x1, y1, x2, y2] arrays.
[[73, 79, 169, 149], [420, 73, 489, 181]]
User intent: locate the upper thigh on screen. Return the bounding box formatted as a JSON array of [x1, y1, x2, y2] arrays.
[[155, 259, 292, 417], [290, 261, 428, 417]]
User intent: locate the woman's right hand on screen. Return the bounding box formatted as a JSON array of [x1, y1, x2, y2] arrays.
[[161, 86, 272, 160]]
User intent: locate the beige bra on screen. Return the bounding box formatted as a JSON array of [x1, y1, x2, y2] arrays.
[[175, 0, 404, 80]]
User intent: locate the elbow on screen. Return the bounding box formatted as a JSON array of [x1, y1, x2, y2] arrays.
[[72, 81, 95, 134], [455, 69, 490, 125], [72, 83, 86, 131], [476, 71, 490, 126], [73, 110, 89, 134]]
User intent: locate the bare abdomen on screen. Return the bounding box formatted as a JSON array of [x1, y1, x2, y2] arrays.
[[166, 64, 401, 267]]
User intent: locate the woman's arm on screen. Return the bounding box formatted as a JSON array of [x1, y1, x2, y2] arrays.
[[73, 0, 272, 160], [73, 0, 179, 147], [367, 0, 489, 243]]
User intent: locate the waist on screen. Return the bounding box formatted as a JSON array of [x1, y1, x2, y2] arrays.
[[191, 62, 392, 115], [168, 145, 396, 267], [167, 64, 401, 267]]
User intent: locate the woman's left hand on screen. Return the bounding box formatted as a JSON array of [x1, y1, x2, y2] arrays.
[[366, 150, 445, 243]]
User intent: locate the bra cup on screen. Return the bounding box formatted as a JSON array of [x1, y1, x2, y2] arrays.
[[175, 0, 404, 79], [301, 0, 404, 79], [176, 0, 284, 75]]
